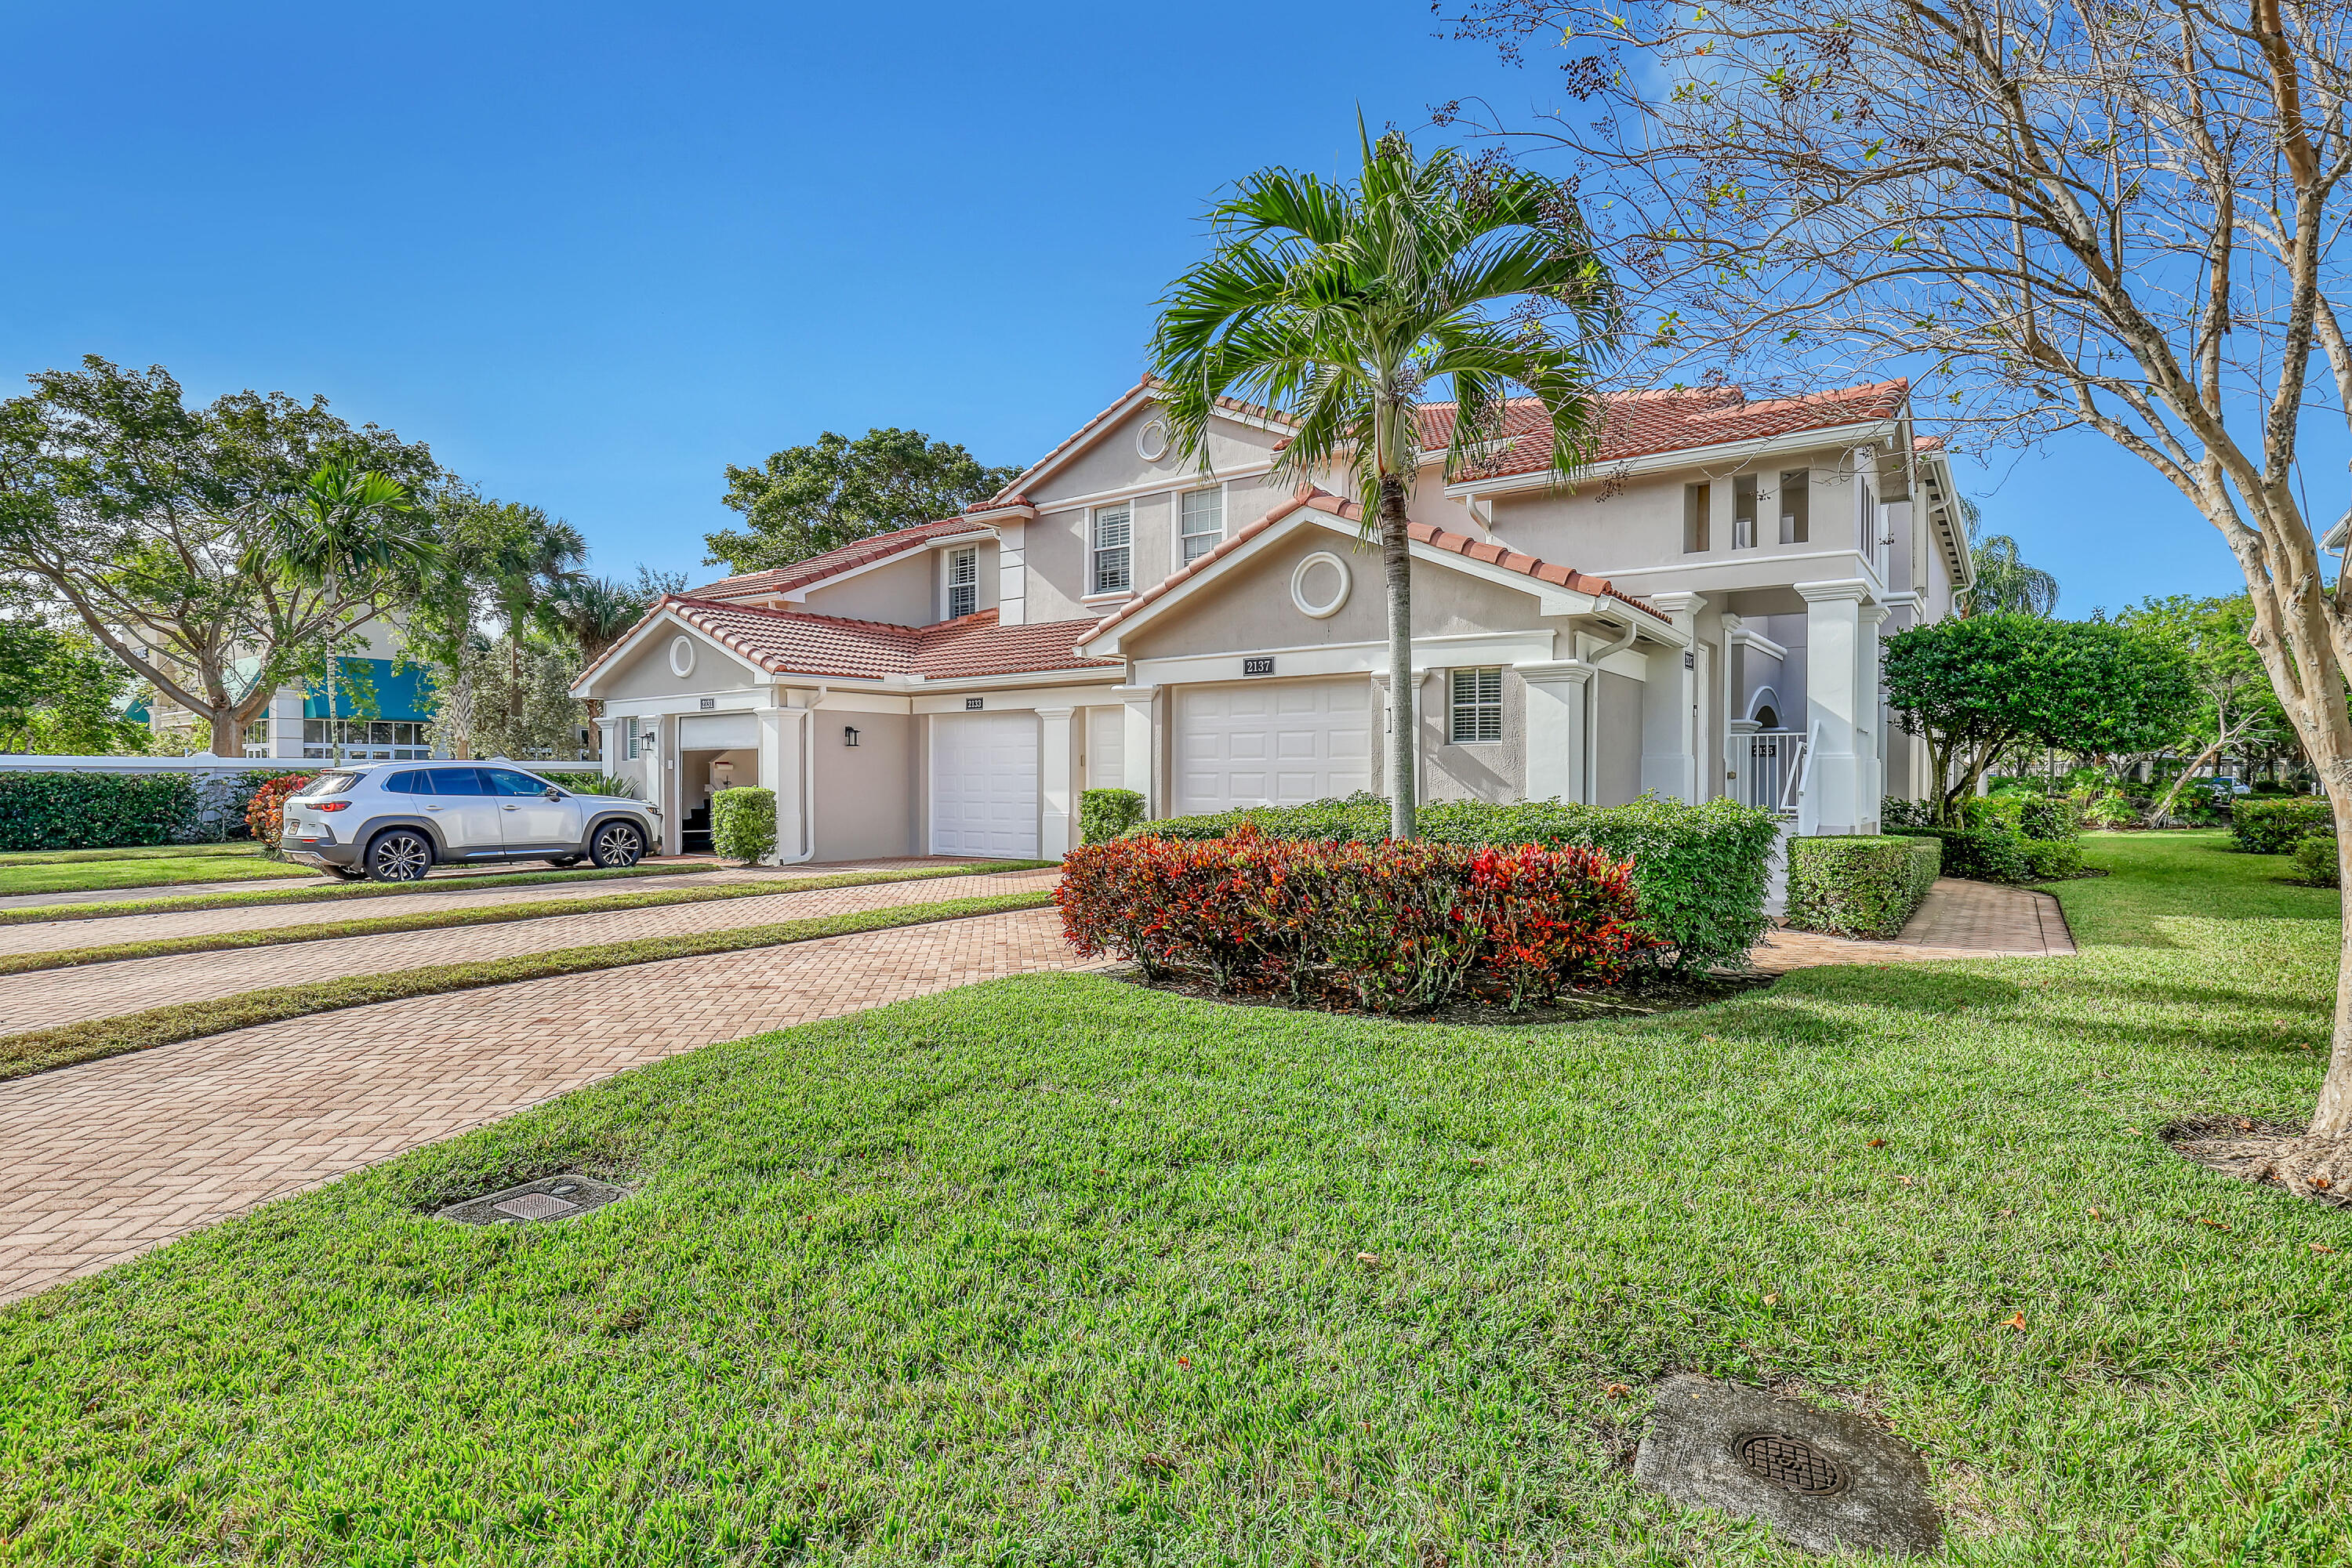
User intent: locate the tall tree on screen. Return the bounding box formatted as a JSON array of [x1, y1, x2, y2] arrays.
[[0, 612, 148, 755], [702, 428, 1019, 575], [1955, 501, 2060, 619], [1444, 0, 2352, 1143], [1151, 122, 1617, 838], [2120, 593, 2294, 815], [403, 497, 585, 756], [0, 358, 448, 749]]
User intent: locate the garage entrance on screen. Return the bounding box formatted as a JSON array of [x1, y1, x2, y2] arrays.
[[931, 710, 1040, 858], [1174, 677, 1377, 815]]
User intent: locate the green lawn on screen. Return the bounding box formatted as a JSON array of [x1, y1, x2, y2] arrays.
[[0, 848, 315, 897], [3, 833, 2347, 1562]]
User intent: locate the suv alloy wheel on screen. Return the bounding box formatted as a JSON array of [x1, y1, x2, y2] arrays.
[[365, 828, 435, 883], [590, 821, 645, 867]]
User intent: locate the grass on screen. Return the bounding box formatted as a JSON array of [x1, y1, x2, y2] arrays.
[[0, 849, 317, 897], [0, 860, 722, 925], [0, 890, 1052, 1084], [0, 841, 266, 865], [0, 861, 1054, 976], [2, 835, 2348, 1562]]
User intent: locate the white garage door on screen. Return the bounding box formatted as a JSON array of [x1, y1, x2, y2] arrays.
[[931, 711, 1040, 857], [1176, 678, 1377, 815]]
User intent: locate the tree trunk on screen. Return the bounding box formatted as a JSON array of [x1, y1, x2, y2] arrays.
[[1379, 472, 1416, 840], [2321, 818, 2352, 1139]]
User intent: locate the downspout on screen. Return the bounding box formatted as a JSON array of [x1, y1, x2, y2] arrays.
[[786, 687, 823, 864], [1582, 607, 1641, 804]]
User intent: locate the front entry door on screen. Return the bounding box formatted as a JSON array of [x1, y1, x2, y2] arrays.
[[486, 767, 584, 851], [419, 767, 506, 853]]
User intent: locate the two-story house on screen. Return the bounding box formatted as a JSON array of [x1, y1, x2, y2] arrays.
[[570, 376, 1970, 862]]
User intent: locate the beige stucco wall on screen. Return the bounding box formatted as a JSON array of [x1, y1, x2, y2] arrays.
[[813, 710, 915, 860], [1417, 666, 1526, 804], [1594, 670, 1644, 806], [1485, 452, 1864, 583], [1029, 403, 1283, 509], [593, 625, 762, 703], [799, 543, 998, 625]]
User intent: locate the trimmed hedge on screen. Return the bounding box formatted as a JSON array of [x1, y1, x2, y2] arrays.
[[243, 772, 316, 848], [1135, 793, 1776, 973], [0, 771, 199, 852], [540, 770, 641, 798], [1784, 835, 1942, 938], [1057, 828, 1653, 1011], [2292, 832, 2339, 887], [2232, 797, 2335, 855], [1079, 788, 1146, 845], [710, 786, 777, 864]]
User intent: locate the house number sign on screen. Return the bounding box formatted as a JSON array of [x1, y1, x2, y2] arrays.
[[1243, 656, 1276, 677]]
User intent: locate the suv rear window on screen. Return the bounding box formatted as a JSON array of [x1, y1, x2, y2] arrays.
[[306, 772, 361, 797]]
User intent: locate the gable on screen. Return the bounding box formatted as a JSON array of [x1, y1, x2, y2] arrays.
[[1026, 400, 1285, 510], [586, 616, 765, 702]]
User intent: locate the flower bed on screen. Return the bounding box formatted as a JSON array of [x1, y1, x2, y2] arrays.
[[1056, 826, 1655, 1013]]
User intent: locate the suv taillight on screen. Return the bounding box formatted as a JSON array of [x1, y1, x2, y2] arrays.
[[314, 800, 351, 812]]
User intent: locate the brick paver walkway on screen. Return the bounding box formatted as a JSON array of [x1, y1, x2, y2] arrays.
[[0, 868, 1058, 1034], [0, 906, 1083, 1301], [1751, 876, 2075, 973], [0, 858, 982, 959]]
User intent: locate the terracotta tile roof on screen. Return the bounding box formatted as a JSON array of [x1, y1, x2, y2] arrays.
[[1083, 485, 1666, 646], [1913, 434, 1946, 453], [684, 517, 985, 604], [964, 492, 1036, 514], [648, 600, 1114, 684], [1420, 379, 1914, 481]]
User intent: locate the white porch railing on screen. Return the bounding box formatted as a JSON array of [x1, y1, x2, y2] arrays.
[[1743, 729, 1809, 816]]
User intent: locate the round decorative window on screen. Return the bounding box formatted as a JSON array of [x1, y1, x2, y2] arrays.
[[1290, 552, 1352, 619], [1136, 418, 1170, 462], [667, 635, 695, 678]]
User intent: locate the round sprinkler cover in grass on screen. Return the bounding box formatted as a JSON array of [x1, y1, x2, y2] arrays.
[[434, 1174, 632, 1225], [1632, 1373, 1942, 1555]]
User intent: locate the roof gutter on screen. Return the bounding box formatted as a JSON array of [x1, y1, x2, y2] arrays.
[[1442, 419, 1900, 501]]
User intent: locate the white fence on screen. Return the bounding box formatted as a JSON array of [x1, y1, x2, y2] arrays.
[[1742, 731, 1809, 816]]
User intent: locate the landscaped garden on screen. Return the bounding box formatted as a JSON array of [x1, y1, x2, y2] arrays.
[[3, 829, 2343, 1562]]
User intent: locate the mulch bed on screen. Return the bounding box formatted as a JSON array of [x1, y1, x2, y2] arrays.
[[1102, 963, 1774, 1025], [2161, 1113, 2352, 1207]]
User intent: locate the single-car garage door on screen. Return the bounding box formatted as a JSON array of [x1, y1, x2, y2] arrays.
[[1176, 678, 1376, 815], [931, 710, 1040, 857]]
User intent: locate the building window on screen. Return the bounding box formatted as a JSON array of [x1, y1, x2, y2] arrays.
[[1180, 487, 1223, 564], [1683, 482, 1712, 553], [1091, 503, 1131, 595], [946, 546, 978, 619], [1733, 474, 1758, 549], [626, 717, 642, 760], [1449, 667, 1504, 744], [1779, 468, 1809, 543], [299, 719, 431, 760]]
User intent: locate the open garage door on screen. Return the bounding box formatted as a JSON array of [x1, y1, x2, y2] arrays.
[[1175, 678, 1376, 815], [931, 710, 1040, 857]]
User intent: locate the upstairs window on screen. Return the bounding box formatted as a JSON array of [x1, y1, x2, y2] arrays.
[[1733, 474, 1759, 549], [1180, 487, 1224, 564], [1779, 469, 1810, 543], [946, 546, 978, 619], [1091, 503, 1131, 596], [1683, 482, 1712, 553], [1449, 667, 1504, 744]]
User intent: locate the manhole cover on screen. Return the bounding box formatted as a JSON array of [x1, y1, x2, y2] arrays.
[[1737, 1431, 1849, 1496], [435, 1173, 632, 1225]]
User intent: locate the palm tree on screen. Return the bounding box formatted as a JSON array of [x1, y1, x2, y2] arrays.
[[1956, 499, 2060, 618], [1151, 123, 1618, 838], [548, 575, 652, 664], [245, 464, 435, 764]]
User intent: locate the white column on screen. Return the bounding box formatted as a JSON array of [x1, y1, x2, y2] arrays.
[[597, 717, 622, 771], [1517, 661, 1594, 804], [1857, 602, 1889, 832], [1798, 580, 1867, 835], [759, 694, 809, 864], [996, 519, 1027, 627], [1038, 706, 1076, 856], [1641, 591, 1705, 804], [1114, 684, 1156, 818]]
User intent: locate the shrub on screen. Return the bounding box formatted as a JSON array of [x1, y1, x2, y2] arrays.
[[539, 770, 641, 798], [1881, 796, 1936, 832], [2020, 838, 2083, 880], [0, 770, 199, 852], [710, 786, 777, 864], [1137, 793, 1774, 972], [1896, 823, 2035, 884], [2013, 794, 2082, 843], [1784, 835, 1942, 938], [242, 773, 317, 848], [1079, 788, 1146, 845], [1057, 826, 1655, 1011], [2292, 832, 2339, 887], [2230, 796, 2335, 854], [2082, 791, 2139, 829]]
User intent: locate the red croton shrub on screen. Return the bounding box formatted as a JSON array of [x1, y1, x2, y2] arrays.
[[244, 773, 316, 847], [1054, 824, 1656, 1012]]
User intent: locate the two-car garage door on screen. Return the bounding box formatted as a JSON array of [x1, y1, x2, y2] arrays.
[[1176, 678, 1376, 815]]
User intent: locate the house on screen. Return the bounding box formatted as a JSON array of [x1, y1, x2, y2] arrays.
[[571, 376, 1971, 860], [139, 618, 447, 763]]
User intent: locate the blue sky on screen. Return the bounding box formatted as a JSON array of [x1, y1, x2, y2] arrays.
[[0, 2, 2274, 615]]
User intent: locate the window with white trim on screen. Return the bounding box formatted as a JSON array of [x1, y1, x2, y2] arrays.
[[1091, 503, 1131, 595], [946, 546, 978, 618], [1449, 668, 1504, 744], [1179, 487, 1223, 564], [625, 717, 642, 760]]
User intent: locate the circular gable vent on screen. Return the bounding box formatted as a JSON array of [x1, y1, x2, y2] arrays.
[[1290, 552, 1352, 619], [1136, 418, 1170, 462], [668, 635, 695, 677]]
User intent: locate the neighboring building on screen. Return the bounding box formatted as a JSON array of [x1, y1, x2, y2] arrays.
[[141, 619, 443, 762], [572, 376, 1970, 860]]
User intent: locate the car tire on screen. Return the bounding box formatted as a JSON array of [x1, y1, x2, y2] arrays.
[[589, 820, 645, 868], [364, 829, 435, 883]]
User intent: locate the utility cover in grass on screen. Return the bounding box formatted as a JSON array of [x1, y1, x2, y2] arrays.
[[434, 1174, 631, 1225], [1633, 1373, 1942, 1556]]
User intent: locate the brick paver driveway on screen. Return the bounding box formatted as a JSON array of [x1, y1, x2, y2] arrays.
[[0, 866, 1058, 1034], [0, 906, 1083, 1302]]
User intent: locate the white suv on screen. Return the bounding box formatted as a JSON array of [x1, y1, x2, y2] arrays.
[[279, 760, 659, 882]]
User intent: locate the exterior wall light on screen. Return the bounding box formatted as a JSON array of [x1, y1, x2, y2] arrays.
[[843, 726, 860, 747]]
